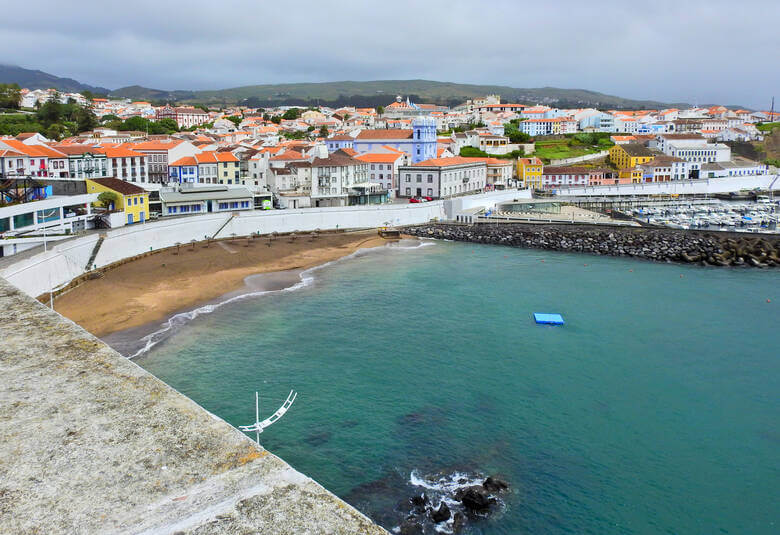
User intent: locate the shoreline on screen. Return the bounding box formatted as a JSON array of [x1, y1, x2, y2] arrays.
[[54, 230, 391, 340]]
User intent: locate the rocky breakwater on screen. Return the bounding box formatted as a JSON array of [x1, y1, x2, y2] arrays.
[[406, 223, 780, 267]]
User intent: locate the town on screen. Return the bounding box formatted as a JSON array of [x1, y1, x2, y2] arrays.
[[1, 83, 778, 257]]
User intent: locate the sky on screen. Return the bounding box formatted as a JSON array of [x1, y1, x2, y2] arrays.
[[2, 0, 778, 108]]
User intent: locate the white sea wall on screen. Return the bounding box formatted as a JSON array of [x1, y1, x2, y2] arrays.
[[556, 175, 779, 197], [2, 203, 445, 297]]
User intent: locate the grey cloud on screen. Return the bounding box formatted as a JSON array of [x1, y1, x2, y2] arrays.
[[1, 0, 778, 108]]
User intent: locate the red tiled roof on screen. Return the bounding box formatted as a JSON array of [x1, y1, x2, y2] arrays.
[[355, 129, 414, 140], [88, 177, 146, 195]]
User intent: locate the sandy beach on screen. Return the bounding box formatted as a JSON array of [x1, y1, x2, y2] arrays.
[[54, 230, 387, 338]]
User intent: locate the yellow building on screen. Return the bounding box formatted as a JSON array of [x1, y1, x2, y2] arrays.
[[517, 157, 544, 189], [617, 167, 643, 183], [86, 177, 150, 224], [609, 143, 655, 169]]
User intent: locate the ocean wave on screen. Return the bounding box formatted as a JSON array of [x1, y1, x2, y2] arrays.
[[127, 239, 434, 359]]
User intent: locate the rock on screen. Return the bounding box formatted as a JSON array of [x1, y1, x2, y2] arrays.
[[430, 502, 451, 523], [409, 493, 428, 512], [482, 476, 509, 492], [460, 487, 495, 512]]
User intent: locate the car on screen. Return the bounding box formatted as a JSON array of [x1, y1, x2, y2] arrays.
[[424, 196, 433, 201], [409, 198, 421, 203]]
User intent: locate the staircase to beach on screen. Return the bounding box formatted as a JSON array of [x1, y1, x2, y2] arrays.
[[85, 235, 105, 271]]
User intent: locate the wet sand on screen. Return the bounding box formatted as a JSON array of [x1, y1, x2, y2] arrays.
[[55, 231, 387, 338]]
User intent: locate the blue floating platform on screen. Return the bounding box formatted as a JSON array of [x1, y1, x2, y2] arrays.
[[534, 313, 565, 325]]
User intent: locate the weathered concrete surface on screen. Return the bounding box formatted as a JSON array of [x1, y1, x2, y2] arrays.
[[0, 278, 388, 534]]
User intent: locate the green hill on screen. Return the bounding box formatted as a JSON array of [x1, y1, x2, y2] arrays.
[[111, 79, 692, 110], [0, 64, 110, 94]]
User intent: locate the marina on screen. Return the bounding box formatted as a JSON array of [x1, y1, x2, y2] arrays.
[[626, 197, 779, 233]]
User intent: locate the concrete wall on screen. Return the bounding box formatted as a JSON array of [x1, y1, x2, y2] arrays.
[[444, 188, 533, 219], [550, 150, 609, 166], [556, 174, 779, 197], [2, 203, 445, 297]]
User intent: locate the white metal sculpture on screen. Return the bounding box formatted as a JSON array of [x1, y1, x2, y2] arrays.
[[239, 390, 297, 444]]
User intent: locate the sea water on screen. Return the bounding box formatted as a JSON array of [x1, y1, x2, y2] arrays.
[[133, 240, 779, 534]]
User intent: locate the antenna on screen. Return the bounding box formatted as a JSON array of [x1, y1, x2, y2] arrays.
[[239, 389, 297, 445]]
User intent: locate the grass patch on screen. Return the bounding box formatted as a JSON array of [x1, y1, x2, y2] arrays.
[[756, 122, 780, 133], [530, 135, 613, 163]]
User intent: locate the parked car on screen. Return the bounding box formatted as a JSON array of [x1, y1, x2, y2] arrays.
[[424, 196, 433, 201], [409, 198, 421, 203]]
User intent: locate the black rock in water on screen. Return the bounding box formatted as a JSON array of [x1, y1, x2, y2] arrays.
[[430, 502, 451, 523], [409, 492, 428, 512], [483, 476, 509, 492], [460, 487, 496, 512]]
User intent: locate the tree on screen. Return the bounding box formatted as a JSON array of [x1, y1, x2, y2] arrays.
[[0, 83, 22, 109], [97, 191, 118, 210], [75, 106, 98, 133], [376, 105, 384, 117], [226, 115, 242, 127], [36, 99, 63, 125], [282, 108, 301, 120], [271, 115, 282, 124], [319, 125, 329, 137]]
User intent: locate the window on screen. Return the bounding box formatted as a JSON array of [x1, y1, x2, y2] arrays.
[[218, 202, 229, 210], [192, 204, 201, 212], [405, 174, 411, 182], [168, 206, 177, 214], [416, 174, 422, 182], [427, 188, 433, 196], [180, 205, 190, 213], [405, 187, 411, 195], [427, 174, 433, 183]]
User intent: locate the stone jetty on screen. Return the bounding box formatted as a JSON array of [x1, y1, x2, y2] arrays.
[[406, 223, 780, 267]]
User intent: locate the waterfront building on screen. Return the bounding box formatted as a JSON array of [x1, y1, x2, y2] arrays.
[[517, 157, 544, 189], [541, 166, 592, 189], [309, 149, 380, 207], [85, 177, 149, 224], [397, 156, 487, 198], [55, 146, 110, 180], [700, 157, 767, 178], [158, 184, 253, 216], [608, 143, 657, 170], [465, 157, 515, 189], [637, 156, 689, 182], [355, 151, 407, 193]]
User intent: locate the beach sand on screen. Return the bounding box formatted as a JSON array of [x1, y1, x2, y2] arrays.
[[54, 230, 387, 338]]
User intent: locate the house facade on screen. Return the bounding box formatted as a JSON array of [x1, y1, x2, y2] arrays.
[[398, 157, 487, 199]]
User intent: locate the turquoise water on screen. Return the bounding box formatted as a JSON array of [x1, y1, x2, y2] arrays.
[[134, 241, 779, 534]]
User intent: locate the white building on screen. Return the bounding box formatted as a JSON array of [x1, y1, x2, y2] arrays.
[[397, 157, 487, 199]]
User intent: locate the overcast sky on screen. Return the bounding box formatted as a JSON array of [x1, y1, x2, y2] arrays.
[[3, 0, 778, 108]]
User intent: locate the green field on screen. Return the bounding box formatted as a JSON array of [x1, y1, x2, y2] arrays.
[[531, 133, 614, 163]]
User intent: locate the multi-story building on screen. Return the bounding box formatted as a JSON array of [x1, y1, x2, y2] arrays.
[[0, 140, 69, 179], [85, 177, 150, 225], [637, 156, 689, 182], [517, 157, 544, 189], [354, 117, 437, 163], [155, 105, 210, 129], [541, 166, 592, 189], [608, 143, 656, 170], [55, 146, 110, 179], [130, 140, 198, 184], [355, 151, 406, 193], [309, 149, 374, 207], [466, 157, 515, 189], [397, 157, 487, 198], [97, 146, 148, 185]]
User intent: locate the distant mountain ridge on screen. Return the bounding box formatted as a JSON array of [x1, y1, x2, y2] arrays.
[[1, 64, 697, 109], [0, 64, 110, 95]]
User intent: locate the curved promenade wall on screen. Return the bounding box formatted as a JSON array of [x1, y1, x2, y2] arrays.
[[2, 202, 444, 298]]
